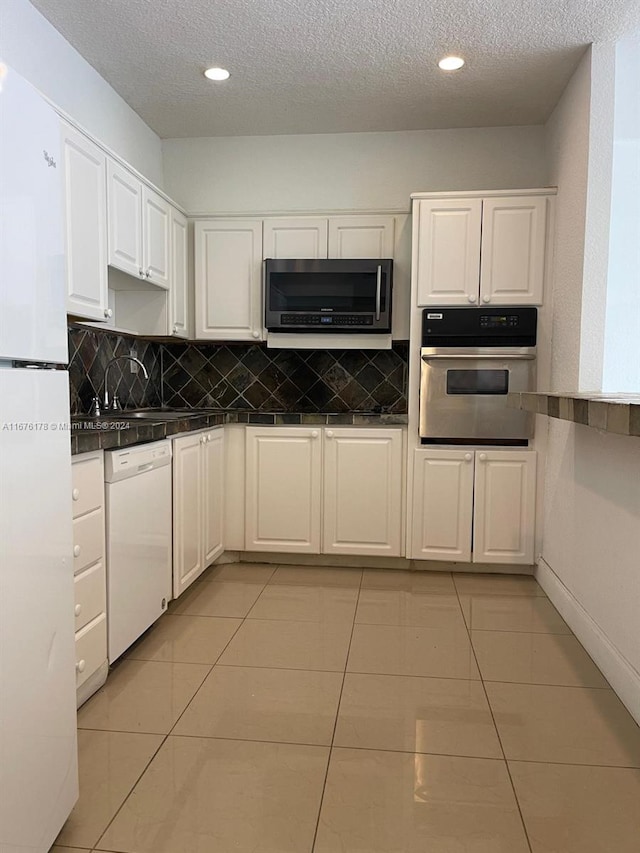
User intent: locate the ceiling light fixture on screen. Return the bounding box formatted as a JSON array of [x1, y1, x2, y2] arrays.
[[204, 67, 230, 81], [438, 56, 465, 71]]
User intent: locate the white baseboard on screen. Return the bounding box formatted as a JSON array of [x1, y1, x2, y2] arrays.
[[536, 556, 640, 725]]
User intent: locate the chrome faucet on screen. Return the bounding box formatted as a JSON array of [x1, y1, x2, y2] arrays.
[[103, 356, 149, 410]]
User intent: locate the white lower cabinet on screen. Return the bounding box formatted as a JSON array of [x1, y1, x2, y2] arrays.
[[173, 428, 224, 598], [245, 427, 322, 553], [410, 448, 536, 564], [410, 449, 475, 561], [323, 428, 403, 556], [71, 450, 108, 706], [473, 450, 537, 564], [245, 427, 404, 556]]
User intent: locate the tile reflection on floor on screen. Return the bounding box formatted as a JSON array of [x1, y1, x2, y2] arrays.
[[53, 564, 640, 853]]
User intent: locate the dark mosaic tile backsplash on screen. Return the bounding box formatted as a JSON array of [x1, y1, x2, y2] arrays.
[[68, 326, 162, 415], [68, 326, 408, 415]]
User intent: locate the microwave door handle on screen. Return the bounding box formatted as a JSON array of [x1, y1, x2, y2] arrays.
[[375, 265, 382, 321], [421, 353, 536, 361]]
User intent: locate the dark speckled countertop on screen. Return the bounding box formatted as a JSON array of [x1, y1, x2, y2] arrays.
[[70, 410, 408, 455]]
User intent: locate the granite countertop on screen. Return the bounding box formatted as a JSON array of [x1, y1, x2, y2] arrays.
[[70, 409, 409, 455], [508, 392, 640, 437]]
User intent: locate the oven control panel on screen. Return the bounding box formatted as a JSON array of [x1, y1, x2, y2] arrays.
[[479, 314, 520, 328], [423, 307, 537, 347]]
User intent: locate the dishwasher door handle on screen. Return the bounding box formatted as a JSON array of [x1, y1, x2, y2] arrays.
[[136, 462, 154, 474]]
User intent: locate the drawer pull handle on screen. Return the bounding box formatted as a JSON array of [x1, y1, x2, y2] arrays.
[[73, 545, 81, 557], [464, 453, 472, 462], [76, 659, 86, 673], [326, 430, 334, 438], [479, 453, 487, 462], [75, 604, 82, 617], [72, 488, 80, 501]]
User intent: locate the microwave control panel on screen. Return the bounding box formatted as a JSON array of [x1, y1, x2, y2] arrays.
[[281, 314, 373, 326]]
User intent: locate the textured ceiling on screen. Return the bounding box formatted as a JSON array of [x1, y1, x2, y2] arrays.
[[31, 0, 640, 138]]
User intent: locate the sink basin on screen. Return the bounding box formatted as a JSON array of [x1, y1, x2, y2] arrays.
[[102, 408, 212, 420], [119, 411, 189, 420]]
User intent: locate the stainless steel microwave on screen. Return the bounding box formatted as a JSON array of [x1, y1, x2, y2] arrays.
[[264, 258, 393, 333]]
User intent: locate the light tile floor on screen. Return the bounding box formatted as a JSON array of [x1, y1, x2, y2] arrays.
[[53, 564, 640, 853]]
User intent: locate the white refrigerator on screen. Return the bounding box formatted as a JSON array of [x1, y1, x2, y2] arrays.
[[0, 64, 79, 852]]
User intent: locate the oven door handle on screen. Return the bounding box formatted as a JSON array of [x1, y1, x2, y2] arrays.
[[375, 265, 382, 321], [421, 353, 536, 361]]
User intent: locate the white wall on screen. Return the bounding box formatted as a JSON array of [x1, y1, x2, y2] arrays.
[[541, 44, 640, 723], [162, 126, 547, 214], [603, 35, 640, 393], [0, 0, 164, 187]]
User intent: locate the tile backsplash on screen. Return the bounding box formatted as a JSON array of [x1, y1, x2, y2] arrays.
[[68, 326, 408, 415], [68, 326, 162, 415], [162, 342, 408, 413]]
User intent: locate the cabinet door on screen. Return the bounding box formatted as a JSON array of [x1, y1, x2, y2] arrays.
[[195, 219, 263, 341], [203, 429, 225, 566], [245, 427, 322, 553], [410, 449, 474, 561], [415, 199, 482, 306], [323, 428, 403, 556], [480, 197, 547, 305], [473, 450, 536, 565], [328, 216, 395, 258], [142, 186, 171, 288], [173, 433, 204, 598], [107, 159, 143, 278], [62, 123, 108, 321], [263, 218, 328, 259], [170, 207, 189, 338]]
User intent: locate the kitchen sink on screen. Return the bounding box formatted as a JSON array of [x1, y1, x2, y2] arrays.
[[103, 408, 214, 420]]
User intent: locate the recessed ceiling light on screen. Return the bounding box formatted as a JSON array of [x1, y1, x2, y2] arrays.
[[204, 67, 230, 81], [438, 56, 465, 71]]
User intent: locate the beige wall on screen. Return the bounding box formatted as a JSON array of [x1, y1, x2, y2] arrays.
[[162, 126, 547, 214], [1, 0, 164, 186], [540, 45, 640, 722]]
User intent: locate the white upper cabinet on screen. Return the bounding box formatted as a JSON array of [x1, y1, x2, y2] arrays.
[[415, 199, 482, 306], [62, 123, 109, 321], [329, 215, 395, 258], [410, 448, 474, 561], [479, 197, 547, 305], [108, 160, 173, 288], [262, 215, 395, 259], [170, 208, 189, 338], [194, 219, 263, 341], [263, 218, 328, 259], [415, 193, 550, 307], [107, 159, 143, 278], [323, 428, 403, 556], [473, 450, 536, 564], [142, 186, 171, 288]]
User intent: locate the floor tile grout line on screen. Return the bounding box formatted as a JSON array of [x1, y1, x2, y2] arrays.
[[452, 575, 535, 853], [90, 592, 250, 851], [71, 727, 640, 770], [91, 727, 169, 850], [310, 567, 364, 853]]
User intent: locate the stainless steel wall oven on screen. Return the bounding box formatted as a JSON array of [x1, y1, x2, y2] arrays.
[[419, 307, 537, 443]]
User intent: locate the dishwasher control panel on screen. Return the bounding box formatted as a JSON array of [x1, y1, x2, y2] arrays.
[[104, 439, 172, 482]]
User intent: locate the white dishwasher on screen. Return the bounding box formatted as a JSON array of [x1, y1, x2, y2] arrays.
[[105, 440, 172, 663]]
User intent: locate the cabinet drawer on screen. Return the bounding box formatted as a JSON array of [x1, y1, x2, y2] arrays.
[[74, 561, 106, 632], [72, 455, 104, 518], [72, 509, 104, 573], [75, 612, 107, 689]]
